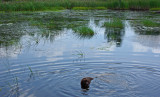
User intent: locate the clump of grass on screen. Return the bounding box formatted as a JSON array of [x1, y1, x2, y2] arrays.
[[104, 18, 123, 28], [74, 26, 95, 38], [72, 7, 106, 10], [150, 8, 160, 11], [141, 19, 160, 27], [72, 7, 92, 10], [44, 7, 65, 11]]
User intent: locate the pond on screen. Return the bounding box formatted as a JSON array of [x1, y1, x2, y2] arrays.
[[0, 10, 160, 97]]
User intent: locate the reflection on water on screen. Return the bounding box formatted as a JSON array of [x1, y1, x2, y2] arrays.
[[133, 35, 160, 53], [105, 28, 125, 47], [0, 10, 160, 97]]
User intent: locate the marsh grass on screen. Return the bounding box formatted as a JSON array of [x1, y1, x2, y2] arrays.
[[107, 0, 160, 10], [46, 21, 56, 29], [141, 19, 160, 27], [73, 26, 95, 38], [150, 8, 160, 11], [72, 7, 106, 10], [0, 0, 107, 11], [104, 18, 123, 28], [1, 0, 160, 11]]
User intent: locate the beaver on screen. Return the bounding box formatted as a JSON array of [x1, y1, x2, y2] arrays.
[[81, 77, 93, 89]]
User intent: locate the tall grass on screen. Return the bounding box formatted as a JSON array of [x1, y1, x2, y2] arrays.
[[0, 0, 107, 11], [104, 18, 123, 28], [0, 0, 160, 11], [107, 0, 160, 10]]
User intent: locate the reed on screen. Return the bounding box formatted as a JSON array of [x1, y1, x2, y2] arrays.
[[0, 0, 160, 11]]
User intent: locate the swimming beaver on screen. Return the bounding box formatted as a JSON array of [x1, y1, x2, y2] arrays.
[[81, 77, 93, 89]]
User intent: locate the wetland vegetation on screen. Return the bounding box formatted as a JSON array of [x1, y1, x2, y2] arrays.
[[104, 18, 124, 28], [0, 0, 160, 11], [73, 26, 95, 39]]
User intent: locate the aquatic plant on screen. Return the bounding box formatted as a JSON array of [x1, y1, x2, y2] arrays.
[[0, 0, 160, 11], [104, 18, 123, 28], [73, 26, 95, 39], [76, 50, 85, 58], [150, 8, 160, 11], [28, 66, 33, 74], [72, 7, 106, 10], [72, 50, 85, 59], [141, 19, 160, 27]]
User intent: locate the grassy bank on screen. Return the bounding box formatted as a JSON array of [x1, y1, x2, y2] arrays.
[[0, 0, 160, 11]]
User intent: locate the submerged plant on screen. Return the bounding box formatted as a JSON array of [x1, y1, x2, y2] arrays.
[[104, 18, 123, 28], [73, 26, 95, 39]]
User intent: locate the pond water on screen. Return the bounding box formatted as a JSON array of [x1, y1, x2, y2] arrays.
[[0, 10, 160, 97]]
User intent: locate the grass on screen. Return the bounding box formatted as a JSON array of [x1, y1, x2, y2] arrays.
[[104, 18, 123, 28], [73, 26, 94, 38], [107, 0, 160, 10], [72, 7, 106, 10], [150, 8, 160, 11], [0, 0, 160, 11], [141, 19, 160, 27]]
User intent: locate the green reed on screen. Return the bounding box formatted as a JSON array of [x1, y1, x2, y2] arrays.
[[0, 0, 160, 11]]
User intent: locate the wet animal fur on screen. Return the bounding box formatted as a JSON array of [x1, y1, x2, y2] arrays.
[[81, 77, 93, 89]]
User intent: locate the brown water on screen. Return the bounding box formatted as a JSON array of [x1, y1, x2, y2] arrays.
[[0, 10, 160, 97]]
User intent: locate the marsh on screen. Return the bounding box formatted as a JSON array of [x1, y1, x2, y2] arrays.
[[0, 10, 160, 97]]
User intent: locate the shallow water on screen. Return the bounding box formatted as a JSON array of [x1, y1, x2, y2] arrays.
[[0, 10, 160, 97]]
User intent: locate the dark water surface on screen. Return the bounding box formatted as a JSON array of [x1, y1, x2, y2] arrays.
[[0, 10, 160, 97]]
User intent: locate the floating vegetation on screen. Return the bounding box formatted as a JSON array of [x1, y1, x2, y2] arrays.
[[104, 18, 124, 28], [73, 26, 95, 39]]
